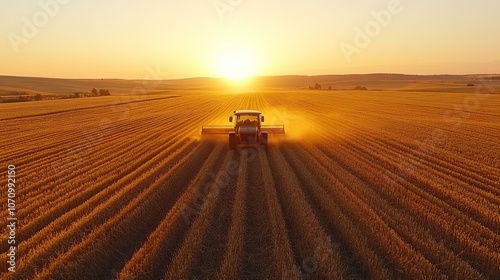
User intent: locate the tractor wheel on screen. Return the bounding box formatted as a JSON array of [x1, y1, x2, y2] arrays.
[[260, 132, 268, 150], [229, 132, 236, 150]]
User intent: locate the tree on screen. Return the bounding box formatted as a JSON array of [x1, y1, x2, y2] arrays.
[[34, 93, 43, 101], [99, 89, 111, 96], [73, 92, 81, 98], [91, 88, 98, 97], [353, 86, 367, 91], [314, 82, 322, 90]]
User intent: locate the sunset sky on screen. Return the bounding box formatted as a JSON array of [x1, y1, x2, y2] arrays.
[[1, 0, 499, 79]]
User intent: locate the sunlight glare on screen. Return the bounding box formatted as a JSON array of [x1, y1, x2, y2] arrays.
[[213, 47, 258, 82]]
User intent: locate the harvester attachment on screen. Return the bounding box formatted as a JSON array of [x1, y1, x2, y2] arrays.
[[261, 125, 285, 134], [201, 125, 234, 135]]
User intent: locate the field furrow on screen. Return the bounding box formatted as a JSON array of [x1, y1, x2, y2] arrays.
[[268, 147, 347, 279], [1, 89, 498, 279], [119, 143, 227, 280], [217, 152, 248, 279], [163, 151, 238, 279], [29, 141, 214, 280]]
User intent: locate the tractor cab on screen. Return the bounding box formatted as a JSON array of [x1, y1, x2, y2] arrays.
[[230, 110, 263, 129], [229, 110, 264, 148]]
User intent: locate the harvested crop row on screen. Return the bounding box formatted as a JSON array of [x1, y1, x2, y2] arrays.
[[163, 151, 239, 279], [0, 90, 498, 280], [217, 151, 248, 280], [238, 150, 275, 279], [337, 127, 500, 231], [292, 143, 484, 279], [268, 148, 347, 279], [119, 143, 226, 280], [282, 143, 445, 279], [336, 117, 500, 188], [16, 125, 182, 222], [279, 144, 391, 279], [2, 97, 227, 251], [336, 138, 500, 252], [1, 134, 194, 255], [14, 102, 194, 196], [7, 139, 200, 279], [317, 138, 500, 276], [0, 100, 178, 161], [257, 150, 300, 280], [316, 132, 500, 251], [27, 141, 214, 280]]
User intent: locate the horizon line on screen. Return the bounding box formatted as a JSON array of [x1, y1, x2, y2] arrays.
[[1, 72, 499, 81]]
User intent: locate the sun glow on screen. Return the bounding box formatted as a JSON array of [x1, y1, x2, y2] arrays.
[[213, 47, 258, 82]]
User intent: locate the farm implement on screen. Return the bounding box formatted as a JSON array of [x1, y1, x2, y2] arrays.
[[201, 110, 285, 150]]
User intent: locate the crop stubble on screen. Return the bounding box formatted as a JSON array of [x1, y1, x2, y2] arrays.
[[0, 90, 499, 279]]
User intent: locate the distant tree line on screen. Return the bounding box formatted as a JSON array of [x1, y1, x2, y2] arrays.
[[1, 88, 112, 103], [308, 82, 368, 91], [352, 85, 368, 91], [72, 88, 111, 98], [308, 82, 323, 90], [0, 92, 44, 103]]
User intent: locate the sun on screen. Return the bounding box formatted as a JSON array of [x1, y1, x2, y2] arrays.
[[213, 47, 257, 82]]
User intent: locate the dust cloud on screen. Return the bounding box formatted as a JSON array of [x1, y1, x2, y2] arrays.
[[262, 107, 322, 143]]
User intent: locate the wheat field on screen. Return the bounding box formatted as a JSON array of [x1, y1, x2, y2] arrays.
[[1, 88, 499, 279]]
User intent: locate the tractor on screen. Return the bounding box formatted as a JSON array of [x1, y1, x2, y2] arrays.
[[201, 110, 285, 150]]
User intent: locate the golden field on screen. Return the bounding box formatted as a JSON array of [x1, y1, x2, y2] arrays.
[[1, 76, 499, 279]]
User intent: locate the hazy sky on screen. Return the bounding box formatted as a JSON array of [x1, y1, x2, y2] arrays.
[[1, 0, 499, 79]]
